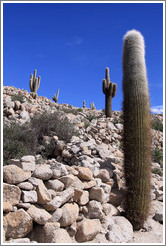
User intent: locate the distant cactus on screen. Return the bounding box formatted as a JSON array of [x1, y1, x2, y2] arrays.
[[29, 69, 40, 99], [102, 67, 117, 117], [53, 89, 59, 103], [122, 30, 151, 230], [90, 102, 95, 110], [83, 100, 86, 108]]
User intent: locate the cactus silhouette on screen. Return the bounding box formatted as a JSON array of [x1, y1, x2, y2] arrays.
[[122, 30, 151, 230], [53, 89, 59, 103], [29, 69, 40, 99], [83, 100, 86, 108], [102, 67, 117, 117]]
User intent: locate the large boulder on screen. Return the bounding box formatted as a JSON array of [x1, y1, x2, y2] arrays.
[[3, 165, 31, 184]]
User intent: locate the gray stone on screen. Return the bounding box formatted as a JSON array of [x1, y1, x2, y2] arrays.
[[45, 179, 64, 192], [59, 203, 79, 227], [22, 190, 38, 203], [27, 205, 52, 225], [32, 164, 53, 180]]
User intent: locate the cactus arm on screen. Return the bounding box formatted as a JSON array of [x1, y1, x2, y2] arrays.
[[102, 79, 107, 94], [56, 89, 59, 100], [112, 83, 117, 97], [30, 74, 33, 92], [37, 76, 41, 91], [34, 69, 37, 79]]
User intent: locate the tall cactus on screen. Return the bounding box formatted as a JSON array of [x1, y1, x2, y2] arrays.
[[83, 100, 86, 108], [122, 30, 151, 230], [90, 102, 95, 110], [53, 89, 59, 103], [102, 67, 117, 117], [29, 69, 40, 99]]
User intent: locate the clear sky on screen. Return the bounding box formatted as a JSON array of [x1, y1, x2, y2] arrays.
[[3, 2, 163, 113]]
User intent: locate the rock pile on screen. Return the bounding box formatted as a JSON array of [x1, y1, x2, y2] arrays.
[[3, 86, 163, 243]]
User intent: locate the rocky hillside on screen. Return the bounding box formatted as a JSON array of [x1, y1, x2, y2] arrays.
[[3, 86, 163, 243]]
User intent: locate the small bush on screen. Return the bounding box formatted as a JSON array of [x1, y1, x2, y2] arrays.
[[61, 107, 83, 115], [152, 168, 163, 176], [30, 112, 76, 143], [85, 115, 96, 122], [151, 119, 163, 132], [152, 148, 163, 166], [11, 94, 25, 103], [3, 122, 37, 165]]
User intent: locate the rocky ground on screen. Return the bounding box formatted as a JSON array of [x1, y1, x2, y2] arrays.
[[3, 86, 163, 244]]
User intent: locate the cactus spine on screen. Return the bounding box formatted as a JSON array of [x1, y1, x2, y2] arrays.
[[122, 30, 151, 230], [102, 67, 117, 118], [30, 69, 40, 99], [53, 89, 59, 103]]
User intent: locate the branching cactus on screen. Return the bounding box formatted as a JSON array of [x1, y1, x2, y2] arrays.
[[83, 100, 86, 108], [53, 89, 59, 103], [29, 69, 41, 99], [122, 30, 151, 230], [102, 67, 117, 117]]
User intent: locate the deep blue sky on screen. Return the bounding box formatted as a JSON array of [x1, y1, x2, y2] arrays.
[[3, 2, 163, 112]]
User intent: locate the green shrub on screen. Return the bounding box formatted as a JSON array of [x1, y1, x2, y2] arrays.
[[3, 122, 37, 165], [152, 148, 163, 166], [30, 112, 76, 143], [85, 115, 96, 122], [3, 111, 77, 164], [61, 107, 83, 116], [11, 94, 25, 103], [151, 119, 163, 132], [152, 167, 163, 176]]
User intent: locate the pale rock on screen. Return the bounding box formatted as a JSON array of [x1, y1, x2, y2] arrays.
[[3, 183, 21, 205], [87, 200, 104, 220], [42, 196, 63, 211], [78, 190, 89, 205], [22, 190, 38, 203], [3, 165, 31, 184], [106, 216, 133, 243], [83, 180, 96, 189], [7, 108, 15, 116], [75, 219, 101, 242], [14, 100, 21, 110], [20, 110, 30, 121], [89, 187, 108, 204], [48, 228, 72, 243], [59, 174, 84, 190], [59, 203, 79, 227], [28, 177, 39, 187], [32, 164, 53, 180], [36, 179, 52, 204], [6, 238, 31, 243], [50, 162, 68, 178], [115, 123, 123, 131], [27, 205, 52, 225], [3, 202, 13, 213], [149, 200, 163, 223], [49, 208, 62, 222], [45, 179, 64, 192], [17, 182, 33, 190], [96, 169, 110, 182], [5, 209, 33, 239], [76, 166, 93, 181]]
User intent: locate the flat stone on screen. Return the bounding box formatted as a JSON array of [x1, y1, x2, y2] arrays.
[[17, 182, 33, 190], [3, 165, 31, 184], [27, 205, 52, 225], [22, 190, 38, 203], [45, 179, 64, 192], [87, 200, 104, 220], [32, 164, 53, 180]]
